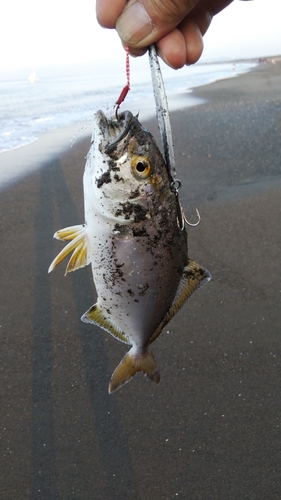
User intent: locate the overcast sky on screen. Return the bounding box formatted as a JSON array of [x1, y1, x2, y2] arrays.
[[1, 0, 280, 72]]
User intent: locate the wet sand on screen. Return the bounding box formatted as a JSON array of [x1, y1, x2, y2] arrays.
[[0, 58, 281, 499]]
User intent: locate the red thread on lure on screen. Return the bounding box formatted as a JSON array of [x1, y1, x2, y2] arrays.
[[115, 45, 130, 117]]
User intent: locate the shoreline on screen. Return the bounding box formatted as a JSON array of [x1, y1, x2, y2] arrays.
[[0, 122, 92, 193], [0, 57, 265, 192]]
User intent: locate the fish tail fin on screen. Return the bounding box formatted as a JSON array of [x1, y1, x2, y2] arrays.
[[109, 348, 160, 394]]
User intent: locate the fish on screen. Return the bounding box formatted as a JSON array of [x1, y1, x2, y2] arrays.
[[48, 109, 211, 393]]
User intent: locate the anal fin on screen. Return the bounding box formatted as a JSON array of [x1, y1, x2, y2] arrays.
[[48, 224, 89, 275]]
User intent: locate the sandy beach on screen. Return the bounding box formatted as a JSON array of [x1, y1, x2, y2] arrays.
[[0, 57, 280, 499]]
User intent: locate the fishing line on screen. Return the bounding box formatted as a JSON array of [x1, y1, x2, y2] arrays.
[[115, 45, 131, 118]]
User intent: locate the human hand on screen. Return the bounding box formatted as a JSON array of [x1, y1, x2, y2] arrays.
[[96, 0, 234, 69]]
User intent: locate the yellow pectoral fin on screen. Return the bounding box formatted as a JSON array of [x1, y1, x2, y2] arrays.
[[54, 224, 86, 241], [81, 304, 130, 345], [48, 224, 89, 275], [149, 259, 211, 345], [65, 239, 88, 274]]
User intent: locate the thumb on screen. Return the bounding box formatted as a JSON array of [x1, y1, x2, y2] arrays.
[[116, 0, 199, 47]]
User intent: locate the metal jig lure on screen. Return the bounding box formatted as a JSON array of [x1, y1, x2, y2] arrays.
[[148, 44, 200, 229]]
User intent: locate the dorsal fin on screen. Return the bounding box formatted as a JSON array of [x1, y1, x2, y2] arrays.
[[149, 259, 211, 345]]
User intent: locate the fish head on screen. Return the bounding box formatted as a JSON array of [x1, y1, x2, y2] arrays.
[[85, 110, 172, 222]]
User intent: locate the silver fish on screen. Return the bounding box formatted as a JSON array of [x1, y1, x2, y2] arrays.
[[49, 110, 211, 393]]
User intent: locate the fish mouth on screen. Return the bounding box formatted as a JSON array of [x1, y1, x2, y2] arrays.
[[95, 110, 133, 155]]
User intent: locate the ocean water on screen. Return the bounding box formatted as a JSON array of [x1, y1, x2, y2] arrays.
[[0, 60, 257, 154]]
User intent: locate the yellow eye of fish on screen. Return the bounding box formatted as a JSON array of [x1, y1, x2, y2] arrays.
[[131, 155, 151, 179]]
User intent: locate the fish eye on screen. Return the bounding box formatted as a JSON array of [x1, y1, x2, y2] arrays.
[[131, 155, 151, 179]]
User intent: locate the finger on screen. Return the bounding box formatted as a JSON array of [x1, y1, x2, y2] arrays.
[[96, 0, 127, 28], [183, 0, 233, 36], [156, 22, 204, 69], [180, 4, 212, 37], [158, 0, 230, 68], [128, 47, 148, 57], [122, 43, 148, 58], [182, 21, 204, 65], [206, 0, 234, 17], [116, 0, 199, 48], [156, 30, 187, 69]]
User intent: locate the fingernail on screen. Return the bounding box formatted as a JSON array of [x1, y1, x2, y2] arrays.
[[116, 1, 153, 45]]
